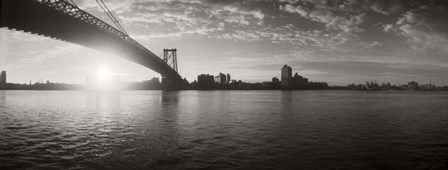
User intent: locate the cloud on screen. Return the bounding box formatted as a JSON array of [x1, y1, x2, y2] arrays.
[[131, 26, 222, 40], [382, 24, 394, 32], [211, 4, 265, 26], [3, 31, 50, 42], [77, 0, 268, 41], [219, 30, 261, 41], [394, 5, 448, 50], [279, 1, 366, 33], [5, 43, 81, 70], [345, 0, 408, 15]]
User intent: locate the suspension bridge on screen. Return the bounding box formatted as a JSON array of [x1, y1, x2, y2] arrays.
[[0, 0, 186, 90]]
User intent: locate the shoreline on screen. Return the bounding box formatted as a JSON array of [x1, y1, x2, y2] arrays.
[[0, 88, 446, 92]]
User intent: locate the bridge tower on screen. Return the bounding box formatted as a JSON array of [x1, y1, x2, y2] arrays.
[[163, 49, 178, 73], [161, 48, 185, 90]]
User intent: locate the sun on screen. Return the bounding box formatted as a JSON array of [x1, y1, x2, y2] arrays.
[[86, 65, 122, 90], [97, 66, 112, 82]]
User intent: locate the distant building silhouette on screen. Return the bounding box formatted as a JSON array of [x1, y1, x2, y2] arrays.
[[198, 74, 215, 89], [215, 72, 227, 84], [226, 73, 231, 84], [281, 65, 292, 88], [0, 71, 6, 84], [292, 73, 308, 89], [408, 81, 419, 90], [272, 77, 279, 84]]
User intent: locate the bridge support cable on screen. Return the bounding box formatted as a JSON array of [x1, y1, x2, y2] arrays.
[[95, 0, 128, 36], [99, 0, 128, 35], [68, 0, 78, 8]]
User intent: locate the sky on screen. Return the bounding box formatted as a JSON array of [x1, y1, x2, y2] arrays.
[[1, 0, 448, 86]]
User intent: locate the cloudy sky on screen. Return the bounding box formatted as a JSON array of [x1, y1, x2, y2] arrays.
[[1, 0, 448, 85]]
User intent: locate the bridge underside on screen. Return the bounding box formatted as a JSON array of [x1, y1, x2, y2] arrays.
[[1, 0, 184, 90]]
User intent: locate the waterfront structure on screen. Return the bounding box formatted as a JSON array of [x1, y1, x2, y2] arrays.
[[408, 81, 419, 90], [272, 77, 279, 84], [198, 74, 215, 89], [292, 73, 308, 89], [270, 77, 280, 89], [215, 72, 227, 84], [0, 71, 6, 84], [226, 74, 231, 84], [281, 65, 292, 87]]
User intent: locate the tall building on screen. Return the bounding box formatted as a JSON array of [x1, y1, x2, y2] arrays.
[[0, 71, 6, 84], [226, 74, 231, 84], [215, 72, 227, 84], [281, 65, 292, 87]]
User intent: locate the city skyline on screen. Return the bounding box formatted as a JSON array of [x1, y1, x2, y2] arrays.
[[1, 0, 448, 86]]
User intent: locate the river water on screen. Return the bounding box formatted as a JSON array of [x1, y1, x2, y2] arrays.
[[1, 90, 447, 169]]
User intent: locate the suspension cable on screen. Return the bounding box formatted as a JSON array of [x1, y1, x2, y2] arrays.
[[99, 0, 128, 35], [69, 0, 78, 7], [95, 0, 119, 30], [95, 0, 128, 35]]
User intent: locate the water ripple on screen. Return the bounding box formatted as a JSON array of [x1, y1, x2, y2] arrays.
[[1, 91, 448, 169]]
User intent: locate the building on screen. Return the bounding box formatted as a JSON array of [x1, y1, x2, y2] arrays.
[[0, 71, 6, 84], [292, 73, 308, 89], [281, 65, 292, 87], [198, 74, 214, 89], [214, 72, 227, 84], [272, 77, 279, 83], [408, 81, 419, 90], [226, 73, 231, 84]]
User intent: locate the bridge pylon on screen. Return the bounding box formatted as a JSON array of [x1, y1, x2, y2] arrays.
[[163, 49, 178, 73], [161, 48, 187, 90], [161, 76, 182, 90]]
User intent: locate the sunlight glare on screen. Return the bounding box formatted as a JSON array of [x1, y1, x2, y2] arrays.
[[97, 66, 111, 82], [86, 65, 122, 91]]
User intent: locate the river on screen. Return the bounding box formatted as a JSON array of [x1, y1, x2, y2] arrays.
[[1, 90, 447, 169]]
